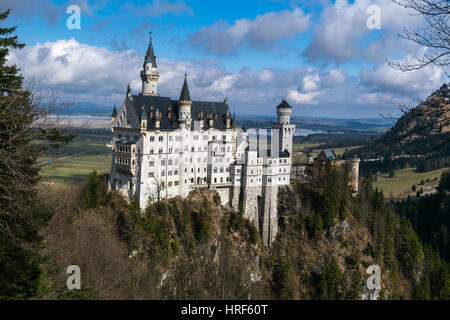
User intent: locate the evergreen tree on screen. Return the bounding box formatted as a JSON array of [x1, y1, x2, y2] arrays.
[[318, 256, 342, 300], [0, 10, 74, 298], [81, 170, 102, 209]]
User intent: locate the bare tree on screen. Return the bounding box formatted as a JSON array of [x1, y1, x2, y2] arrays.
[[149, 175, 166, 203], [389, 0, 450, 73]]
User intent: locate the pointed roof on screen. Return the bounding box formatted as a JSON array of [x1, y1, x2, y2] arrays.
[[111, 104, 117, 117], [180, 73, 191, 101], [277, 99, 292, 109], [145, 33, 157, 68]]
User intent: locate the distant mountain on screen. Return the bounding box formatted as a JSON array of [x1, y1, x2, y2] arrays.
[[55, 102, 113, 116]]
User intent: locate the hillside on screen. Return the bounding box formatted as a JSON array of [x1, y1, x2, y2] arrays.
[[344, 83, 450, 160], [34, 166, 449, 300]]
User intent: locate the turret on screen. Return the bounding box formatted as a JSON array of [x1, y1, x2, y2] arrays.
[[277, 99, 292, 124], [272, 99, 295, 156], [140, 107, 147, 134], [141, 33, 159, 96], [111, 104, 117, 130], [178, 73, 192, 125]]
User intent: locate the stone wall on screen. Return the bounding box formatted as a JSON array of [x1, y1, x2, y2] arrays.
[[260, 185, 279, 246], [242, 186, 262, 226]]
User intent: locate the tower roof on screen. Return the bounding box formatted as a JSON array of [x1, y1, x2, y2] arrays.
[[180, 73, 191, 101], [111, 104, 117, 117], [277, 99, 292, 109], [145, 33, 157, 68]]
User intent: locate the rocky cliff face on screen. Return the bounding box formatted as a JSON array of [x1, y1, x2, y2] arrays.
[[40, 176, 415, 300]]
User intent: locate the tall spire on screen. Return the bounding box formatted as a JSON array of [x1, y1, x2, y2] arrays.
[[111, 104, 117, 117], [180, 72, 191, 101], [145, 32, 157, 67]]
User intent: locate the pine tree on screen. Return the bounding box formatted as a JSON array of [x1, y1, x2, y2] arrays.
[[81, 170, 102, 209], [318, 256, 342, 300], [0, 9, 74, 298]]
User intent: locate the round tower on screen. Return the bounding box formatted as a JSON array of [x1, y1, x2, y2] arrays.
[[179, 73, 192, 124], [277, 99, 292, 124], [141, 33, 159, 96], [351, 157, 360, 194]]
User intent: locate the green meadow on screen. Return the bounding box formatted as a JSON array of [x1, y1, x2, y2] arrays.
[[373, 167, 448, 199], [39, 130, 112, 188]]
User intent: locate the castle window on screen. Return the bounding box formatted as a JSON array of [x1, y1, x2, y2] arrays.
[[150, 112, 153, 118], [196, 113, 201, 119], [175, 181, 179, 186], [168, 112, 171, 119], [149, 172, 154, 177], [150, 149, 154, 154], [150, 106, 154, 110], [168, 106, 171, 111], [149, 160, 154, 167], [220, 177, 223, 183], [159, 136, 163, 142], [214, 113, 218, 119], [168, 181, 172, 187], [206, 113, 209, 119], [159, 112, 163, 118], [159, 149, 162, 154], [168, 159, 172, 165], [169, 136, 173, 142], [161, 170, 165, 176], [150, 136, 155, 142]]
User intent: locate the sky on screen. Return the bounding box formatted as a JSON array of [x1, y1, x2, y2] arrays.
[[2, 0, 449, 118]]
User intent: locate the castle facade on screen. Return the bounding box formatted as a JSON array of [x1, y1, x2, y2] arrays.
[[109, 36, 295, 246]]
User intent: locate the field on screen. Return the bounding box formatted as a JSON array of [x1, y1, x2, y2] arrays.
[[39, 130, 112, 188], [373, 167, 448, 199]]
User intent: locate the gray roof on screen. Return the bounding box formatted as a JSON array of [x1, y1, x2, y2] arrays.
[[111, 105, 117, 117], [129, 94, 231, 130], [180, 75, 191, 101], [144, 36, 157, 67], [277, 99, 292, 109]]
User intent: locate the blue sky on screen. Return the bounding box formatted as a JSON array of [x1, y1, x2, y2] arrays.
[[3, 0, 449, 118]]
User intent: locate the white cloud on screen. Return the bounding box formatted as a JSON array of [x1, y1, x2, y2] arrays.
[[189, 8, 310, 55], [287, 90, 320, 104], [302, 0, 424, 64], [360, 53, 446, 96], [7, 38, 446, 118]]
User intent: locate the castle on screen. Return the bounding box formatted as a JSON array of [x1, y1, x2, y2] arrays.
[[109, 35, 295, 246]]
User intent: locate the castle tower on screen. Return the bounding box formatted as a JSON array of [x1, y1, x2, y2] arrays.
[[350, 157, 360, 194], [111, 104, 117, 131], [272, 99, 296, 156], [140, 33, 159, 96], [178, 73, 192, 127]]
